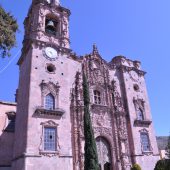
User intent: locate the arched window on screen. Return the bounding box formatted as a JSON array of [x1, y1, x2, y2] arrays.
[[140, 132, 151, 152], [104, 162, 111, 170], [45, 17, 59, 36], [94, 90, 101, 104], [137, 108, 144, 121], [45, 93, 55, 110]]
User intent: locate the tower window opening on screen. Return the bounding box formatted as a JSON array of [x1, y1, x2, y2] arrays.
[[45, 18, 58, 36], [137, 108, 144, 121], [94, 90, 101, 105]]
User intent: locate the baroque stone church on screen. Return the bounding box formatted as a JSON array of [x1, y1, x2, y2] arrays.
[[0, 0, 160, 170]]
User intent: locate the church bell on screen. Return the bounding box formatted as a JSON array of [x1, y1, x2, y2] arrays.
[[46, 20, 56, 35], [46, 20, 55, 29]]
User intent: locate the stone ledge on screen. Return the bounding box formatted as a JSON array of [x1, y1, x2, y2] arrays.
[[0, 100, 17, 106], [34, 107, 65, 119], [12, 153, 41, 161], [39, 151, 59, 157], [134, 119, 152, 127]]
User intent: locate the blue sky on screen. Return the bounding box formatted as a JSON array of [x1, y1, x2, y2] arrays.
[[0, 0, 170, 136]]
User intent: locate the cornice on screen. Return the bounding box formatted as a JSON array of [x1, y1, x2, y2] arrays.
[[0, 101, 17, 106]]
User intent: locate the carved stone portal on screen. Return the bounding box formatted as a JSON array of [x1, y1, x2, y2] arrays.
[[96, 137, 112, 170]]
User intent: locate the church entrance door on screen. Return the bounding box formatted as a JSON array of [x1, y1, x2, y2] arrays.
[[96, 137, 112, 170]]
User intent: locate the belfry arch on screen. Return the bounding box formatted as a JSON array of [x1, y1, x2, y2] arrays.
[[96, 136, 112, 170]]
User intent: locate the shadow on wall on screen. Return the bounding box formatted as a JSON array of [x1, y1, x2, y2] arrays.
[[0, 112, 16, 169]]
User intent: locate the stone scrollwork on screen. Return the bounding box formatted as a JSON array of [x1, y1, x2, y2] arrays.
[[40, 80, 60, 107], [133, 97, 145, 110], [112, 80, 124, 113], [92, 112, 112, 128], [111, 80, 131, 168], [94, 127, 112, 137]]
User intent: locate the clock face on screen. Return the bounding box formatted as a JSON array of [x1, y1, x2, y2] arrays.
[[44, 47, 58, 60]]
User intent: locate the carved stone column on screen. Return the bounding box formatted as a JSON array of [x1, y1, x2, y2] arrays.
[[112, 81, 131, 170]]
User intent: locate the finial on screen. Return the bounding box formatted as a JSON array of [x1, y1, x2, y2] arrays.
[[54, 0, 60, 5], [46, 0, 60, 5], [92, 43, 99, 55]]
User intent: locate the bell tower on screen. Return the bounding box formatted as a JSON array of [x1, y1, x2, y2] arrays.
[[24, 0, 70, 50], [12, 0, 80, 169]]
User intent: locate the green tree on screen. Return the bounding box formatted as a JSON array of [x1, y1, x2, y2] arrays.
[[165, 133, 170, 170], [83, 72, 99, 170], [166, 134, 170, 159], [154, 160, 169, 170], [0, 5, 18, 58], [131, 164, 142, 170]]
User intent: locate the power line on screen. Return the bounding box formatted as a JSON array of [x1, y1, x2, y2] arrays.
[[0, 50, 20, 74]]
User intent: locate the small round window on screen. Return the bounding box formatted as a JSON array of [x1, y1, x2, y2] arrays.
[[134, 84, 139, 91], [46, 64, 56, 73]]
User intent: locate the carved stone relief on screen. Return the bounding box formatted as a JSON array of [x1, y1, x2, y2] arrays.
[[96, 137, 111, 169], [40, 80, 60, 108], [92, 111, 112, 128]]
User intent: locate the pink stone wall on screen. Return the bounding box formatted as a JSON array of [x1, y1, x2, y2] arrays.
[[0, 101, 16, 166]]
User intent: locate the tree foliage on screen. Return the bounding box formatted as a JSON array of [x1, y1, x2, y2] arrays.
[[166, 134, 170, 159], [154, 159, 170, 170], [0, 5, 18, 58], [131, 164, 142, 170], [83, 72, 99, 170]]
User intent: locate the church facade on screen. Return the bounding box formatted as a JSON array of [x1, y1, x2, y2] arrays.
[[0, 0, 160, 170]]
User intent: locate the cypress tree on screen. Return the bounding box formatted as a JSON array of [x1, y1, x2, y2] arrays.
[[83, 72, 99, 170]]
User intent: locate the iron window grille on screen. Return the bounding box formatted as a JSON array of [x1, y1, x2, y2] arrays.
[[44, 127, 56, 151], [140, 132, 151, 152], [45, 93, 55, 110]]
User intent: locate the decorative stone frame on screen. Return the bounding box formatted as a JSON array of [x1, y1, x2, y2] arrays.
[[133, 97, 145, 120], [90, 85, 106, 106], [39, 120, 60, 157], [40, 80, 60, 109], [93, 128, 116, 169], [139, 129, 153, 155], [95, 136, 112, 169], [45, 13, 61, 38], [133, 98, 152, 127], [34, 80, 65, 118]]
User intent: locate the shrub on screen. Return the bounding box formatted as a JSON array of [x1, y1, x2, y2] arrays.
[[154, 159, 170, 170], [131, 164, 142, 170]]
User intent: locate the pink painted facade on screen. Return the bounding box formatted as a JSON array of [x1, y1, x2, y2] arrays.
[[0, 0, 160, 170]]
